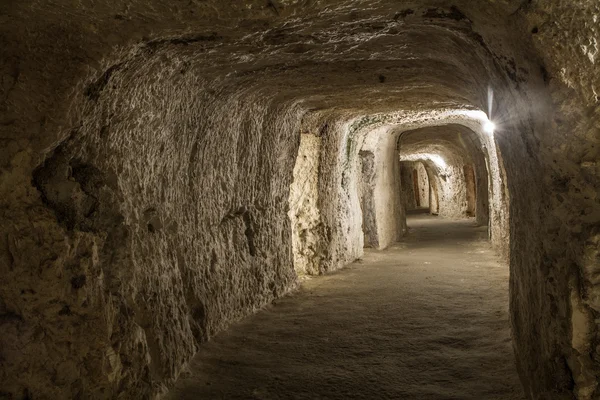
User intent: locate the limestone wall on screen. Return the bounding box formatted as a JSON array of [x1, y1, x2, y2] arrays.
[[0, 1, 598, 398], [288, 133, 323, 275]]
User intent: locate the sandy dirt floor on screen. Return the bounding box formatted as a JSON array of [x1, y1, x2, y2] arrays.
[[166, 214, 525, 399]]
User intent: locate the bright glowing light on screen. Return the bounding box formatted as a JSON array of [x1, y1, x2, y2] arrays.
[[400, 153, 446, 169], [445, 110, 496, 135]]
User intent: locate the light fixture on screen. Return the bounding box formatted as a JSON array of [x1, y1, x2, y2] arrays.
[[484, 120, 495, 134]]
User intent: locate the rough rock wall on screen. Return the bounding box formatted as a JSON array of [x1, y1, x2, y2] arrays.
[[0, 0, 598, 398], [1, 43, 303, 398], [359, 150, 378, 248], [514, 1, 600, 398], [0, 6, 317, 397], [290, 120, 367, 273], [473, 152, 490, 227], [435, 158, 468, 219], [361, 127, 405, 249], [288, 133, 323, 275], [316, 119, 365, 273], [424, 163, 440, 215]]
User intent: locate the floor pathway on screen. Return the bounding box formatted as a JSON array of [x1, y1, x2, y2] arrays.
[[167, 215, 524, 399]]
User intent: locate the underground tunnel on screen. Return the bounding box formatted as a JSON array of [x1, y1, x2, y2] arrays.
[[1, 1, 599, 399]]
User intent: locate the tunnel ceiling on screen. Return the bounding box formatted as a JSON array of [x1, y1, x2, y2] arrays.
[[4, 1, 596, 170], [0, 0, 558, 156], [398, 124, 484, 162]]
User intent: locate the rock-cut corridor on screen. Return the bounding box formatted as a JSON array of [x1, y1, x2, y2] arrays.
[[1, 1, 599, 399], [167, 214, 524, 400]]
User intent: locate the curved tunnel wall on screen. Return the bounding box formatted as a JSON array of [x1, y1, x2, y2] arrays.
[[28, 69, 305, 396], [1, 1, 599, 399], [398, 124, 491, 226]]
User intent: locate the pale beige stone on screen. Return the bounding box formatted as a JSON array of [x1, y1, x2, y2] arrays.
[[0, 1, 598, 398]]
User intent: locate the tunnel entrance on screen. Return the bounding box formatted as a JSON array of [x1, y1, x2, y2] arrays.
[[354, 120, 502, 255], [397, 123, 496, 230]]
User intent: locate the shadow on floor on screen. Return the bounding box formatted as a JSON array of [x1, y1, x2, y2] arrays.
[[166, 215, 524, 400]]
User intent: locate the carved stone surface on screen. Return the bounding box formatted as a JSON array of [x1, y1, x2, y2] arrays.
[[0, 1, 598, 398]]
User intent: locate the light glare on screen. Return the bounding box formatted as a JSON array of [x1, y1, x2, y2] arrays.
[[484, 120, 495, 134]]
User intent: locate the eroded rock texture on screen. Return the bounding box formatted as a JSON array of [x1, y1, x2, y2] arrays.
[[289, 133, 323, 275], [399, 124, 490, 224], [0, 0, 598, 399]]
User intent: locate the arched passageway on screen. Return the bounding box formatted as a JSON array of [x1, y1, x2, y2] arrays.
[[398, 123, 494, 229], [1, 1, 599, 399], [226, 108, 517, 399], [168, 216, 522, 400]]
